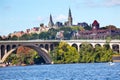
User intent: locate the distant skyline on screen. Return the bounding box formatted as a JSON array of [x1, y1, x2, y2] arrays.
[[0, 0, 120, 36]]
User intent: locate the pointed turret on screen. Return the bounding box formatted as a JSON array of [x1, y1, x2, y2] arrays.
[[68, 8, 72, 18], [48, 14, 54, 28], [92, 20, 99, 30], [68, 8, 73, 26]]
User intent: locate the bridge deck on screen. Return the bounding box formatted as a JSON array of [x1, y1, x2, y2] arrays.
[[0, 40, 120, 43]]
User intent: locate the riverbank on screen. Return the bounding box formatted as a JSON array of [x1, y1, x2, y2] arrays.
[[0, 63, 8, 67], [0, 63, 28, 67]]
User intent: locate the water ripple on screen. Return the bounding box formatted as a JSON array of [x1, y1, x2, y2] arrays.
[[0, 63, 120, 80]]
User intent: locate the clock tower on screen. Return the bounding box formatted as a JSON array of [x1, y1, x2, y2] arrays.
[[92, 20, 99, 30]]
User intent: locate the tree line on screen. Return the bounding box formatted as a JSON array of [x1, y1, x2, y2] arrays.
[[51, 41, 116, 64], [0, 25, 120, 41]]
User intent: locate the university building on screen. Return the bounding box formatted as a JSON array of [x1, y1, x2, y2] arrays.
[[77, 20, 120, 40], [48, 8, 120, 40], [10, 8, 120, 40]]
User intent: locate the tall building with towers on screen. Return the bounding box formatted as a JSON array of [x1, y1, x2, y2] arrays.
[[48, 14, 54, 28], [48, 8, 73, 28]]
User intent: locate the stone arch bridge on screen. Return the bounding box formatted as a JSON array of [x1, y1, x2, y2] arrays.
[[0, 40, 120, 64]]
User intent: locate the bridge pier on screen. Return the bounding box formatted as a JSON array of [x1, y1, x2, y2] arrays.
[[119, 44, 120, 53], [5, 48, 7, 55], [48, 44, 51, 53], [0, 48, 1, 60], [110, 44, 113, 50], [100, 44, 104, 47], [76, 43, 80, 52]]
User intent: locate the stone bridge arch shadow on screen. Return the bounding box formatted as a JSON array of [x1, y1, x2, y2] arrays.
[[2, 44, 52, 64]]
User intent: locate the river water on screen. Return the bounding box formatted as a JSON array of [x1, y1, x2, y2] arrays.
[[0, 63, 120, 80]]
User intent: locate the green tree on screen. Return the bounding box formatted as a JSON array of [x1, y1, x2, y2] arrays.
[[47, 28, 58, 39], [11, 35, 18, 40], [84, 26, 92, 30], [58, 27, 73, 40], [39, 32, 49, 40], [71, 26, 81, 31], [79, 43, 94, 63], [51, 41, 79, 64], [20, 34, 30, 40], [30, 33, 39, 40], [79, 42, 114, 63]]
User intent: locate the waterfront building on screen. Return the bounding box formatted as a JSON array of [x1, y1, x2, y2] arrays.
[[10, 31, 24, 37], [11, 24, 49, 37], [75, 20, 120, 40], [29, 27, 40, 34], [77, 22, 89, 28]]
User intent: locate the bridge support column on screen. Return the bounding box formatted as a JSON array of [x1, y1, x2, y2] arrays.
[[75, 43, 80, 52], [0, 48, 1, 60], [78, 43, 81, 52], [100, 44, 104, 47], [5, 46, 7, 55], [92, 43, 95, 48], [48, 44, 51, 53], [119, 44, 120, 54], [77, 44, 79, 52], [110, 44, 112, 49]]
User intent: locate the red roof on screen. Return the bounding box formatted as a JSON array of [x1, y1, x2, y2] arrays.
[[92, 20, 99, 25]]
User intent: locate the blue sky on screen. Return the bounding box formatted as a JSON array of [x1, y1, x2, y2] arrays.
[[0, 0, 120, 36]]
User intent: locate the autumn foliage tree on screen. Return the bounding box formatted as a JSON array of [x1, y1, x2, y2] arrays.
[[5, 46, 45, 65]]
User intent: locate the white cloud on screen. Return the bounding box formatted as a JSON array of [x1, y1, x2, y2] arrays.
[[84, 0, 99, 7], [54, 14, 67, 22], [37, 16, 43, 21], [105, 0, 120, 6], [71, 0, 120, 8], [4, 6, 11, 10], [84, 0, 120, 7]]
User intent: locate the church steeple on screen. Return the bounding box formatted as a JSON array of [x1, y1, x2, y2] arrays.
[[68, 8, 72, 26], [68, 8, 72, 18], [48, 14, 54, 28]]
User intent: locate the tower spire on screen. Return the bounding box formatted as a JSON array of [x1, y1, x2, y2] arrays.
[[68, 8, 72, 26], [68, 8, 72, 18], [48, 14, 54, 28]]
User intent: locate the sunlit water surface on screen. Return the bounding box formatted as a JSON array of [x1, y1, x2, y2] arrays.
[[0, 63, 120, 80]]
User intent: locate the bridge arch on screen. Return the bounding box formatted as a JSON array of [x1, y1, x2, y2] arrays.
[[39, 44, 44, 48], [112, 44, 119, 53], [6, 45, 11, 52], [1, 44, 52, 64], [50, 44, 54, 51], [12, 45, 17, 49], [72, 43, 78, 51], [103, 44, 110, 49], [89, 44, 93, 48], [45, 44, 49, 51], [1, 45, 5, 59], [95, 44, 101, 48]]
